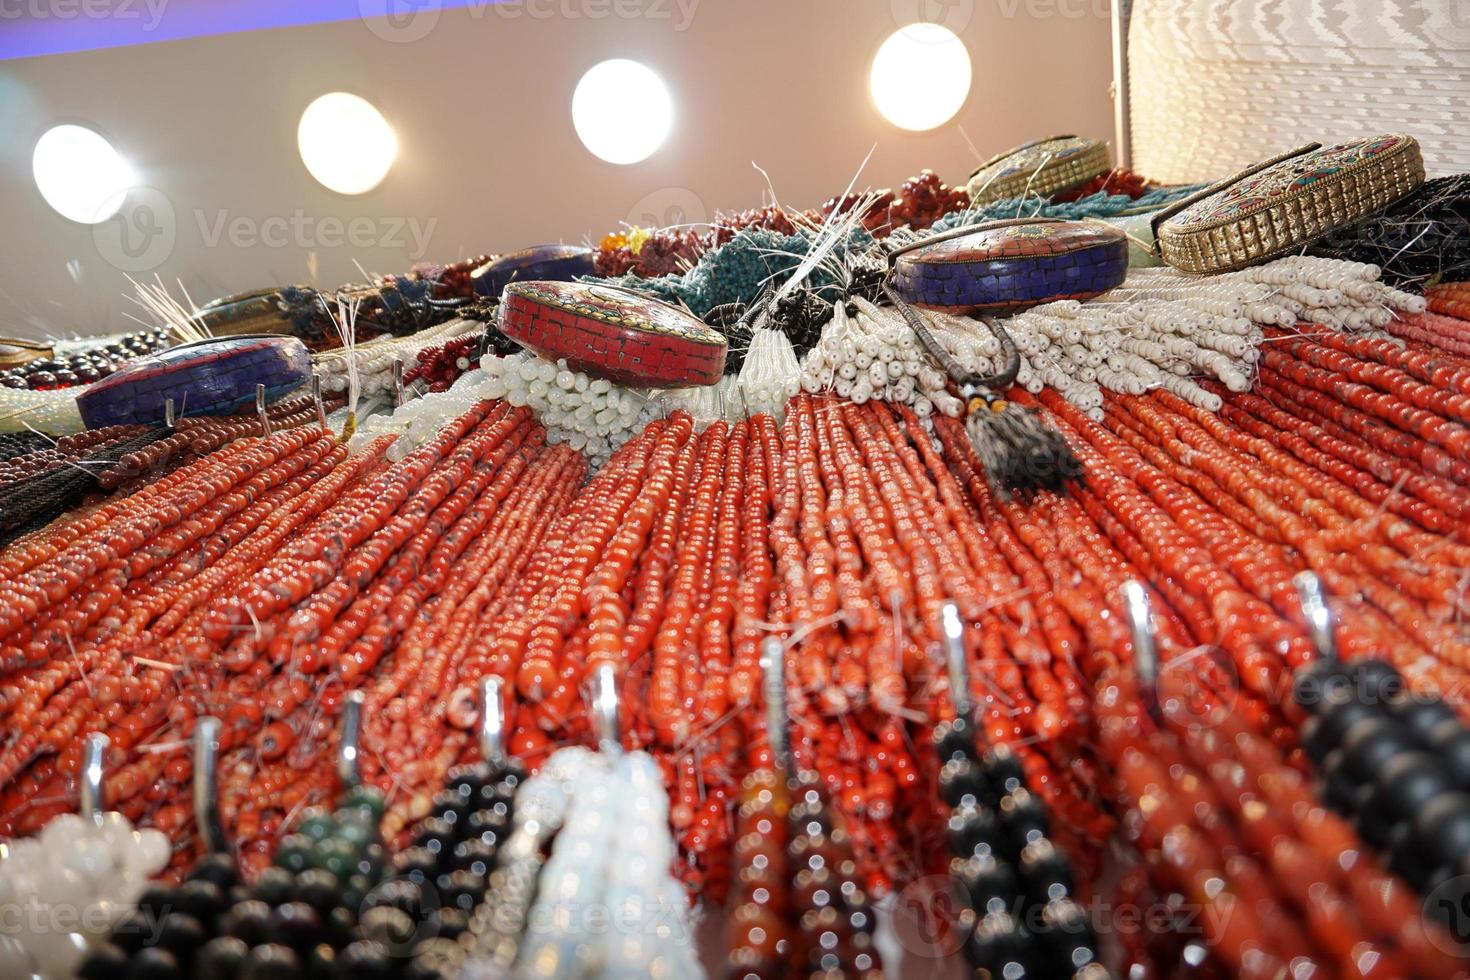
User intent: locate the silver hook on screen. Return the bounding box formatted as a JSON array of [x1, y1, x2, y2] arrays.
[[592, 663, 620, 753], [1293, 570, 1338, 665], [80, 732, 108, 825], [163, 397, 176, 430], [193, 716, 228, 853], [310, 373, 327, 429], [760, 637, 792, 780], [393, 358, 406, 408], [940, 602, 973, 724], [480, 675, 506, 765], [338, 690, 364, 789], [255, 384, 272, 437], [1121, 580, 1160, 721]]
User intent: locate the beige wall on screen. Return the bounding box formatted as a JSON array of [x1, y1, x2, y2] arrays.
[[0, 0, 1114, 341]]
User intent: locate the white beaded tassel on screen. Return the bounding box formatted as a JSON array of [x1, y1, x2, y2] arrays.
[[592, 752, 703, 979], [0, 811, 171, 978], [737, 327, 801, 423]]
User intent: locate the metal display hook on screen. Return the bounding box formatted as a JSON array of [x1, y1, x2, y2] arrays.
[[480, 675, 507, 765], [256, 384, 272, 437], [1121, 580, 1161, 722], [760, 637, 792, 781], [1292, 570, 1339, 665], [79, 732, 108, 826], [338, 690, 364, 790], [591, 663, 620, 754], [193, 716, 229, 854]]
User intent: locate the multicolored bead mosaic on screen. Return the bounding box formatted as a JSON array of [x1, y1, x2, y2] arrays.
[[76, 335, 310, 429], [472, 245, 596, 300], [498, 281, 727, 387], [892, 220, 1129, 314]]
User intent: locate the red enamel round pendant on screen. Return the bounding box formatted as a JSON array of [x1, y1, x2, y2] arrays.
[[498, 281, 726, 388]]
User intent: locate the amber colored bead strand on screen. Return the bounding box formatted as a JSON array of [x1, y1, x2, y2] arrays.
[[729, 414, 777, 709], [650, 422, 724, 745], [307, 414, 538, 678], [1188, 689, 1470, 978], [1214, 386, 1470, 533], [271, 403, 521, 666], [202, 399, 498, 650]]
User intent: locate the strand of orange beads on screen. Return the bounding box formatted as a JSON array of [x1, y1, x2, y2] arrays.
[[368, 446, 585, 839], [1389, 310, 1470, 357], [0, 430, 336, 790], [511, 414, 690, 721], [201, 399, 499, 656], [1136, 387, 1470, 632], [1213, 385, 1470, 533], [0, 426, 320, 656], [1168, 673, 1470, 979], [269, 402, 521, 671], [0, 433, 384, 836], [693, 417, 747, 733], [1257, 355, 1470, 487], [311, 413, 540, 679], [650, 421, 725, 745], [729, 413, 781, 708]]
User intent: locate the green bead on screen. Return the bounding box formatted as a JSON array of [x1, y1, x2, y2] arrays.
[[295, 807, 336, 843], [275, 834, 315, 874], [315, 837, 357, 879], [340, 784, 385, 821]]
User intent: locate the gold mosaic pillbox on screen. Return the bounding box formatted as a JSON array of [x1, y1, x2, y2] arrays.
[[1154, 134, 1425, 274], [965, 136, 1112, 205]]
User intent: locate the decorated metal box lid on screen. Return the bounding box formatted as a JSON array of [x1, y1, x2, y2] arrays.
[[472, 245, 595, 300], [889, 218, 1129, 315], [1155, 134, 1425, 274], [499, 281, 726, 388], [965, 135, 1112, 206]]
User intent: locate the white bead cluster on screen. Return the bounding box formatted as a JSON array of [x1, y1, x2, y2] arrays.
[[799, 254, 1427, 422], [315, 317, 482, 400], [0, 387, 84, 435], [514, 749, 701, 980], [477, 352, 660, 469], [0, 812, 171, 978], [735, 327, 801, 421], [800, 297, 964, 418], [348, 367, 489, 462]]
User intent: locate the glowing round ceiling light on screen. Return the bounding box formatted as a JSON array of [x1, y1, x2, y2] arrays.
[[571, 60, 673, 165], [298, 92, 397, 194], [32, 124, 136, 224], [869, 24, 972, 131]]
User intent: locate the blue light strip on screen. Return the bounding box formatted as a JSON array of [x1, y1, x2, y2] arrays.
[[0, 0, 490, 62]]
